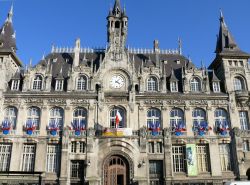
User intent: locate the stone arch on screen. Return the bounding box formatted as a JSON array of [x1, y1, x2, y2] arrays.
[[103, 151, 134, 185]]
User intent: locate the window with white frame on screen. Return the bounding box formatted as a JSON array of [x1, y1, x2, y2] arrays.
[[73, 108, 87, 129], [243, 140, 250, 152], [196, 145, 210, 172], [190, 77, 201, 92], [239, 111, 249, 130], [110, 107, 125, 128], [148, 142, 154, 153], [147, 76, 158, 92], [77, 76, 87, 91], [172, 145, 186, 172], [192, 108, 206, 130], [215, 109, 229, 131], [170, 108, 184, 130], [55, 80, 64, 91], [46, 144, 59, 173], [213, 82, 220, 93], [148, 141, 163, 154], [170, 81, 178, 92], [27, 107, 40, 129], [11, 80, 20, 91], [71, 141, 77, 153], [32, 75, 43, 90], [0, 144, 12, 171], [233, 77, 245, 91], [147, 108, 161, 130], [149, 160, 163, 184], [219, 144, 232, 171], [21, 144, 36, 172], [79, 142, 85, 153], [4, 106, 17, 129], [49, 107, 64, 130], [71, 160, 84, 178]]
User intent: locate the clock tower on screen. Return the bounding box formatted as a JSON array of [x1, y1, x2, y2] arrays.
[[107, 0, 128, 61]]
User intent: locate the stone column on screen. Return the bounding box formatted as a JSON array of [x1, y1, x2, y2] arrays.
[[59, 131, 70, 185], [16, 106, 26, 135], [209, 142, 222, 177], [40, 106, 48, 136], [162, 107, 169, 129], [34, 139, 47, 172], [185, 107, 193, 137], [9, 140, 23, 171]]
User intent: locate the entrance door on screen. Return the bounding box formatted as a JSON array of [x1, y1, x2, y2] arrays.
[[104, 156, 128, 185]]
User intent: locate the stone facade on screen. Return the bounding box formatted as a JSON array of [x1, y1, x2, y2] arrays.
[[0, 1, 250, 185]]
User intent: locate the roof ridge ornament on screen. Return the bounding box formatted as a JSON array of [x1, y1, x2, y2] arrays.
[[6, 4, 14, 23]]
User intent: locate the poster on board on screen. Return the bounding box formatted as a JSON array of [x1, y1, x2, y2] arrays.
[[186, 144, 198, 176]]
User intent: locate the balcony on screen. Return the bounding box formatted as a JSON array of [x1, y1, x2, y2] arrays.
[[235, 90, 249, 104], [0, 130, 16, 136], [69, 130, 87, 137], [23, 130, 40, 137]]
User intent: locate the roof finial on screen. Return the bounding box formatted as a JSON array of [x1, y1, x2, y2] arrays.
[[219, 9, 224, 22], [7, 4, 14, 23], [178, 37, 182, 55]]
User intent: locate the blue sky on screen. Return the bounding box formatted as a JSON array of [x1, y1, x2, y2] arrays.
[[0, 0, 250, 67]]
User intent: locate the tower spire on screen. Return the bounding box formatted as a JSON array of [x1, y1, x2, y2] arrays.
[[113, 0, 121, 16], [215, 10, 239, 54], [0, 4, 17, 52]]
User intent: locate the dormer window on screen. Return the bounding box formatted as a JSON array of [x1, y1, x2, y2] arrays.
[[213, 82, 220, 93], [190, 77, 201, 92], [33, 75, 43, 90], [170, 81, 178, 92], [11, 80, 20, 91], [55, 80, 64, 91], [77, 75, 87, 91], [147, 76, 158, 92]]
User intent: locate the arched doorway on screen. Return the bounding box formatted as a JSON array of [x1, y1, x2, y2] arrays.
[[104, 155, 129, 185], [247, 168, 250, 180]]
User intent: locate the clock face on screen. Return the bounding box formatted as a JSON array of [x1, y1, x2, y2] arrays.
[[110, 75, 125, 89]]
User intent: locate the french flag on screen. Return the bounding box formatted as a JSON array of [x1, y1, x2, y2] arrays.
[[115, 110, 122, 128]]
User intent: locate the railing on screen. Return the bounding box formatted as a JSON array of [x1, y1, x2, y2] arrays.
[[69, 130, 87, 137], [23, 130, 40, 136], [0, 130, 17, 136]]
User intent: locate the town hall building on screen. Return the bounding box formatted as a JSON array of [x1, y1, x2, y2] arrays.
[[0, 0, 250, 185]]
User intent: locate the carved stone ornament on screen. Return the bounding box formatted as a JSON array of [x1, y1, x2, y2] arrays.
[[4, 98, 20, 104], [144, 99, 163, 105], [71, 99, 89, 104], [233, 127, 241, 137], [139, 127, 147, 138], [48, 98, 66, 104], [24, 98, 43, 104]]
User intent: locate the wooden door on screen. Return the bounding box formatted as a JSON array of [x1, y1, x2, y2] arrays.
[[104, 156, 128, 185]]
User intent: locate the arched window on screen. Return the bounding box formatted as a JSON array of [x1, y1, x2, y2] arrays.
[[170, 108, 184, 129], [147, 108, 161, 129], [27, 107, 40, 129], [190, 77, 201, 92], [215, 109, 229, 131], [73, 108, 87, 129], [192, 108, 206, 129], [110, 107, 125, 128], [4, 106, 18, 129], [77, 76, 87, 91], [49, 107, 64, 130], [233, 77, 245, 91], [147, 76, 158, 92], [33, 75, 43, 90]]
